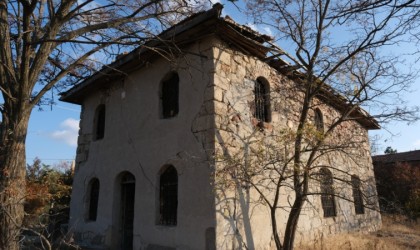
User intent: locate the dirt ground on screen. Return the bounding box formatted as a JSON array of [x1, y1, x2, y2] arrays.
[[300, 215, 420, 250]]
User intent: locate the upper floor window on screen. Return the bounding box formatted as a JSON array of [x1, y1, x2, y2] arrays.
[[159, 165, 178, 226], [314, 108, 324, 133], [351, 175, 364, 214], [87, 178, 100, 221], [161, 72, 179, 119], [93, 104, 106, 140], [319, 167, 336, 217], [254, 77, 271, 123]]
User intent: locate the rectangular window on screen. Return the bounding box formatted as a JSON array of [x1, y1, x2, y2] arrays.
[[159, 166, 178, 225], [161, 72, 179, 118], [88, 178, 100, 221], [320, 168, 337, 217], [94, 104, 105, 140]]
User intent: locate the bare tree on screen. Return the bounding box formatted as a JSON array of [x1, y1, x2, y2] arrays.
[[0, 1, 210, 249], [211, 1, 420, 249]]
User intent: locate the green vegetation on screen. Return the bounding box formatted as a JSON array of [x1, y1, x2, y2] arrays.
[[384, 147, 398, 154], [23, 158, 73, 248]]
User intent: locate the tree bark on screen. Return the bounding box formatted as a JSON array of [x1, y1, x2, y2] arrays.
[[283, 194, 305, 250], [0, 108, 30, 250], [271, 206, 283, 250]]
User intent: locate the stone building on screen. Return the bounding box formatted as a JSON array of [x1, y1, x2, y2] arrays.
[[61, 4, 381, 250]]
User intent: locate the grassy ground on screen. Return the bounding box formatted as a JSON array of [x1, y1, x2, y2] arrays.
[[300, 215, 420, 250]]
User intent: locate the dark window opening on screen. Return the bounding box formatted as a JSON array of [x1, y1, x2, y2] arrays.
[[159, 165, 178, 226], [351, 175, 364, 214], [314, 108, 324, 133], [254, 77, 271, 123], [120, 173, 135, 250], [161, 72, 179, 118], [94, 104, 106, 140], [88, 178, 100, 221], [319, 168, 336, 217], [205, 227, 216, 250]]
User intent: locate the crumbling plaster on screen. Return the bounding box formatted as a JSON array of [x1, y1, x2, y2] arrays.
[[69, 38, 218, 249]]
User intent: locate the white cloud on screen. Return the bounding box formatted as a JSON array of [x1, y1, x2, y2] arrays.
[[262, 26, 273, 36], [49, 118, 80, 147], [246, 23, 257, 31], [245, 23, 273, 37]]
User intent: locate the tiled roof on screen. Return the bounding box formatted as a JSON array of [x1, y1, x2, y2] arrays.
[[372, 150, 420, 163]]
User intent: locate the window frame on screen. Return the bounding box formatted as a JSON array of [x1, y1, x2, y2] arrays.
[[158, 165, 178, 226], [254, 77, 271, 123], [160, 72, 179, 119], [314, 108, 324, 133], [351, 175, 365, 215], [87, 178, 100, 221], [319, 168, 337, 218], [93, 104, 106, 140]]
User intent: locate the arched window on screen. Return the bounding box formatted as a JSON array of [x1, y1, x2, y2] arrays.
[[314, 108, 324, 133], [319, 168, 336, 217], [254, 77, 271, 123], [87, 178, 100, 221], [351, 175, 364, 214], [93, 104, 106, 140], [159, 165, 178, 226], [161, 72, 179, 118]]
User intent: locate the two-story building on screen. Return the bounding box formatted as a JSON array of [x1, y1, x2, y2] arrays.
[[60, 4, 381, 249]]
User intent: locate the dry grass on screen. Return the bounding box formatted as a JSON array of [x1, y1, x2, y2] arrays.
[[299, 215, 420, 250]]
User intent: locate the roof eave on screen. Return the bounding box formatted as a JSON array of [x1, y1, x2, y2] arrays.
[[60, 3, 225, 104]]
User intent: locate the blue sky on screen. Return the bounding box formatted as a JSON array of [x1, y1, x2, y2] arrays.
[[369, 87, 420, 154], [25, 1, 420, 166], [26, 103, 80, 165]]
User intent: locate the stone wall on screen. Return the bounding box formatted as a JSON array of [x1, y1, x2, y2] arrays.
[[211, 38, 381, 249], [75, 105, 90, 170]]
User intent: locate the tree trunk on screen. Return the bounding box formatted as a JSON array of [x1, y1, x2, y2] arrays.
[[282, 194, 305, 250], [0, 109, 30, 250], [271, 206, 283, 250]]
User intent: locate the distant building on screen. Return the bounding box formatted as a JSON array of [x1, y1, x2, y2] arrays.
[[372, 150, 420, 213], [61, 4, 381, 249]]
